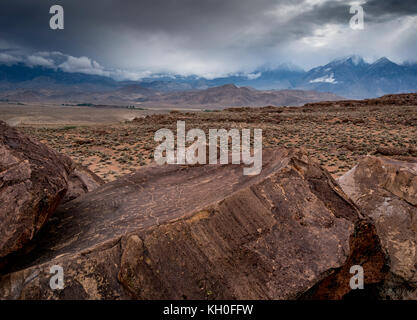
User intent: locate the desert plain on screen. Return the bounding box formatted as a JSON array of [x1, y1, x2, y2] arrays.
[[1, 95, 416, 182]]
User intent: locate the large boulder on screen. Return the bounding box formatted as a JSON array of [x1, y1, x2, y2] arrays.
[[338, 156, 417, 299], [0, 121, 73, 259], [0, 148, 386, 300], [0, 121, 103, 261]]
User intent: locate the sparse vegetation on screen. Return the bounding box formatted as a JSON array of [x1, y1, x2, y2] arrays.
[[4, 95, 417, 182]]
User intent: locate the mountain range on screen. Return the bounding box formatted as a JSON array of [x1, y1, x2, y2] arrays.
[[298, 56, 417, 99], [119, 56, 417, 99], [1, 56, 417, 105], [0, 83, 341, 109], [133, 85, 341, 109]]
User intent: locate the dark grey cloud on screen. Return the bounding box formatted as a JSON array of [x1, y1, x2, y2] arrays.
[[293, 0, 417, 26], [365, 0, 417, 20], [0, 0, 416, 78]]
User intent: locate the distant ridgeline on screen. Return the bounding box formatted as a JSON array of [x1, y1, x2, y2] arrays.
[[1, 56, 417, 100]]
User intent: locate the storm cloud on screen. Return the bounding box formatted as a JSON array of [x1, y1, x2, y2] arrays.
[[0, 0, 416, 79]]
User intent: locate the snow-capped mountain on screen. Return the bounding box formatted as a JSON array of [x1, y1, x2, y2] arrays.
[[1, 56, 417, 99], [297, 56, 417, 99], [138, 56, 417, 98]]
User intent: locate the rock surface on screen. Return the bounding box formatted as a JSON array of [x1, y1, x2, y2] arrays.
[[0, 121, 73, 259], [338, 156, 417, 299], [62, 165, 104, 204], [0, 121, 102, 262], [0, 148, 386, 300]]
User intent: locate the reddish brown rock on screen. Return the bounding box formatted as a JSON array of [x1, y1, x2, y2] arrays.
[[0, 121, 74, 259], [338, 156, 417, 299], [0, 148, 386, 300], [374, 146, 417, 158], [62, 165, 104, 204], [0, 121, 102, 261]]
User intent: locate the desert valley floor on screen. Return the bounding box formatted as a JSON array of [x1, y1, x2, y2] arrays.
[[1, 95, 416, 182]]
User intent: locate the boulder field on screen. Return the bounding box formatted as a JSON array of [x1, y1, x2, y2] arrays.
[[1, 121, 416, 299]]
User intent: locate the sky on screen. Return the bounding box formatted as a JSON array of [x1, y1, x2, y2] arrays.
[[0, 0, 417, 80]]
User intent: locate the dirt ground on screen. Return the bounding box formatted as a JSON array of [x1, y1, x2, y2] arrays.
[[0, 102, 167, 127], [1, 100, 416, 182]]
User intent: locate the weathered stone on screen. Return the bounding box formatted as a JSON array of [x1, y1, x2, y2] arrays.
[[62, 165, 104, 204], [0, 148, 386, 299], [338, 156, 417, 299], [0, 121, 72, 259], [374, 147, 414, 157]]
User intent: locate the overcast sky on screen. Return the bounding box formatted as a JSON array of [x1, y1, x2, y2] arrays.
[[0, 0, 417, 79]]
